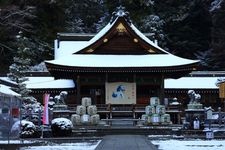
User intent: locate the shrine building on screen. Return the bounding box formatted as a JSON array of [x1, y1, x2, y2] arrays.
[[45, 7, 199, 105]]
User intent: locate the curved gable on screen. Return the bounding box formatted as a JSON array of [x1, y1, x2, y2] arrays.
[[75, 14, 167, 55]]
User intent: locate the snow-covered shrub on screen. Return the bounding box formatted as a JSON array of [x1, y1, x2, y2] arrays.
[[21, 97, 43, 125], [51, 118, 73, 137], [20, 120, 40, 138]]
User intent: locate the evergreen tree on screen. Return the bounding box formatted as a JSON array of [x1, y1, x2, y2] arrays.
[[199, 0, 225, 70], [65, 17, 84, 33], [155, 0, 212, 59], [1, 0, 225, 72], [94, 11, 110, 32], [195, 49, 213, 70], [106, 0, 154, 24], [7, 31, 32, 100], [65, 0, 105, 33], [139, 14, 166, 48], [33, 0, 66, 43], [0, 1, 36, 73]]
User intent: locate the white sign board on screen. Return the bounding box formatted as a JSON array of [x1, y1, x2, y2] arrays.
[[105, 82, 136, 104]]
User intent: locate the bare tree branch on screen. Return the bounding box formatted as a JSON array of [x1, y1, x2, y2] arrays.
[[0, 5, 36, 33]]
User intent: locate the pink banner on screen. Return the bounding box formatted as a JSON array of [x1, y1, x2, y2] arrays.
[[42, 93, 50, 125]]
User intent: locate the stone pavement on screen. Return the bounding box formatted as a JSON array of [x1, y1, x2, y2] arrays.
[[95, 135, 158, 150]]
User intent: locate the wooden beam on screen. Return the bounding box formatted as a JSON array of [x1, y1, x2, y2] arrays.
[[76, 75, 81, 104]]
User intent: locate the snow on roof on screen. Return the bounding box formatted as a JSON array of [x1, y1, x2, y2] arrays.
[[0, 77, 17, 85], [54, 18, 117, 58], [23, 76, 221, 90], [130, 23, 168, 54], [55, 41, 87, 59], [26, 77, 55, 84], [46, 54, 198, 68], [0, 84, 20, 96], [1, 77, 75, 89], [81, 10, 166, 55], [57, 16, 166, 56], [0, 77, 55, 85], [85, 18, 118, 49], [1, 76, 220, 91], [165, 77, 219, 89], [24, 77, 74, 89], [51, 15, 199, 68]]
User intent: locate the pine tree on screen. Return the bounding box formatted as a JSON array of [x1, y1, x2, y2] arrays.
[[197, 0, 225, 70], [65, 0, 105, 33], [94, 12, 110, 32], [0, 1, 36, 73], [209, 0, 225, 70], [155, 0, 212, 59], [139, 14, 166, 48], [7, 31, 32, 101]]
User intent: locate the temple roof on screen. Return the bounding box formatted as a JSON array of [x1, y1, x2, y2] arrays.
[[0, 77, 75, 89], [46, 54, 198, 68], [18, 76, 221, 90], [165, 77, 219, 89], [0, 84, 20, 96], [1, 72, 221, 90], [46, 6, 199, 73], [26, 78, 75, 89]]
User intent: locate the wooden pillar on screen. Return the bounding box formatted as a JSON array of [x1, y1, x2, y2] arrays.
[[133, 73, 136, 82], [76, 75, 81, 104], [133, 73, 136, 103], [105, 73, 108, 104], [159, 74, 165, 102], [105, 72, 108, 82]]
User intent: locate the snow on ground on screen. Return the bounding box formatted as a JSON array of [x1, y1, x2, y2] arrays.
[[0, 140, 35, 144], [151, 139, 225, 150], [0, 140, 101, 150], [20, 140, 101, 150]]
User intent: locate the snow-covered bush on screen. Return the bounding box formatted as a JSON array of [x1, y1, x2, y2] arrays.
[[21, 97, 43, 124], [51, 118, 73, 137], [20, 120, 40, 138]]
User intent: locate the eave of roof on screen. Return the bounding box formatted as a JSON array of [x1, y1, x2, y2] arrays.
[[45, 54, 199, 69], [0, 84, 20, 97], [26, 79, 75, 89], [165, 77, 219, 89]]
